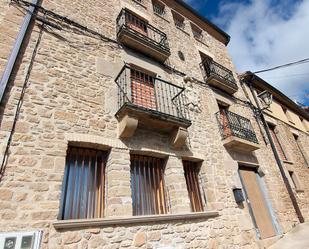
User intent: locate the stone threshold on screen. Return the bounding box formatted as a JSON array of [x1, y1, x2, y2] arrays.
[[53, 211, 219, 230]]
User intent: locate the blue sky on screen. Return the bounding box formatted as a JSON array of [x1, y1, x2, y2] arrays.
[[185, 0, 309, 106]]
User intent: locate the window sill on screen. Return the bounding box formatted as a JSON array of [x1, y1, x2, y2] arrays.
[[194, 37, 208, 47], [154, 12, 170, 23], [131, 0, 147, 9], [283, 160, 294, 165], [175, 26, 190, 36], [53, 211, 219, 230], [296, 189, 305, 193]]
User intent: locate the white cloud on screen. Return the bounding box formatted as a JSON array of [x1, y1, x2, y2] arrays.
[[215, 0, 309, 104]]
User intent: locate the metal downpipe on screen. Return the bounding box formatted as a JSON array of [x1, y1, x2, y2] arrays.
[[0, 0, 38, 104]]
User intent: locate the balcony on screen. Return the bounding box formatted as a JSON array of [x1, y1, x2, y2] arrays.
[[115, 65, 191, 148], [216, 110, 260, 152], [200, 59, 238, 94], [116, 9, 171, 62]]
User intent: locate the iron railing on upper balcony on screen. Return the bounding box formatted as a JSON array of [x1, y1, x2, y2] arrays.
[[116, 9, 170, 53], [216, 110, 258, 144], [200, 58, 237, 88], [115, 65, 190, 123]]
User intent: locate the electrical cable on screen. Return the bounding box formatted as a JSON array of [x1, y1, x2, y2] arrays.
[[11, 0, 119, 45], [0, 16, 45, 181], [253, 58, 309, 74], [1, 0, 253, 182]]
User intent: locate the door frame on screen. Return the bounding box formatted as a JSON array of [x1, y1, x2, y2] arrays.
[[238, 165, 281, 239]]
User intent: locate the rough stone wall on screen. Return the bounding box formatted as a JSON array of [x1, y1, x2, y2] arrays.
[[0, 0, 308, 249], [0, 0, 26, 80], [275, 121, 309, 219]]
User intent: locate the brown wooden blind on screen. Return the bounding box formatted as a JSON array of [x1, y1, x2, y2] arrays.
[[269, 126, 287, 161], [130, 155, 167, 216], [60, 147, 107, 220], [183, 161, 204, 212]]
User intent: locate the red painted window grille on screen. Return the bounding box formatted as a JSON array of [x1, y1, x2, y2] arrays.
[[125, 12, 148, 36], [219, 106, 232, 138], [131, 69, 157, 110]]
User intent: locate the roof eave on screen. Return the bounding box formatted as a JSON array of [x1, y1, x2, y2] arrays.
[[175, 0, 231, 45], [240, 71, 309, 121]]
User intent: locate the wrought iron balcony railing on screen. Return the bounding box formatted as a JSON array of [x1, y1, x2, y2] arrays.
[[200, 59, 237, 89], [115, 65, 190, 124], [116, 9, 170, 54], [216, 110, 258, 144]]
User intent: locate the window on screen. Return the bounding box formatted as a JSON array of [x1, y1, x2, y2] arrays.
[[178, 51, 185, 61], [183, 161, 204, 212], [125, 11, 148, 36], [200, 52, 213, 78], [152, 0, 165, 16], [288, 171, 302, 191], [300, 117, 309, 132], [293, 134, 308, 166], [130, 155, 167, 216], [59, 147, 108, 220], [217, 104, 232, 138], [191, 23, 203, 41], [268, 125, 288, 161], [172, 12, 185, 30], [0, 231, 42, 249], [131, 68, 156, 110], [283, 107, 294, 124]]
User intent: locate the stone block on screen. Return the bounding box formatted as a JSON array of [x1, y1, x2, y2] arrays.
[[133, 232, 146, 247]]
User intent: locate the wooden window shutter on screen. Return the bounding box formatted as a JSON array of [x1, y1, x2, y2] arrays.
[[60, 147, 107, 220], [183, 161, 204, 212], [130, 155, 167, 216]]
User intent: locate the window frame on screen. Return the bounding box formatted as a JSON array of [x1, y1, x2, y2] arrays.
[[130, 66, 157, 110], [59, 147, 108, 220], [292, 134, 309, 167], [288, 170, 303, 192], [282, 107, 295, 125], [130, 154, 168, 216], [0, 231, 42, 249], [191, 23, 203, 42], [172, 11, 185, 30], [183, 160, 204, 212], [152, 0, 165, 17], [268, 124, 288, 161]]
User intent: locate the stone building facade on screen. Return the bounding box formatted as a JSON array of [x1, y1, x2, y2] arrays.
[[0, 0, 308, 249]]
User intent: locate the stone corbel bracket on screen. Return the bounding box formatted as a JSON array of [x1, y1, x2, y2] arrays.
[[118, 114, 138, 138], [171, 127, 189, 149]]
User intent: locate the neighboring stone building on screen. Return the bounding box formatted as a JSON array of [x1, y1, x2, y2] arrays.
[[0, 0, 308, 248]]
